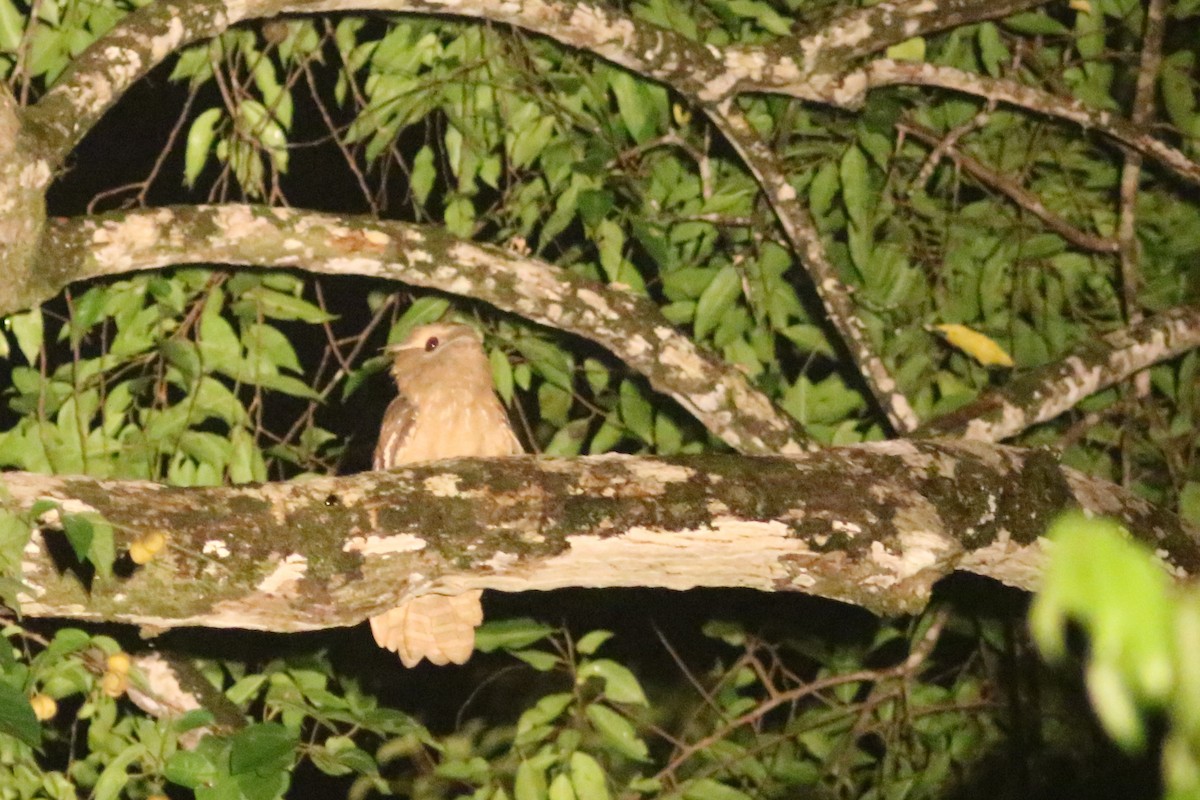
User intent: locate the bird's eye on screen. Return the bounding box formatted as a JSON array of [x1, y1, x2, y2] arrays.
[[424, 336, 439, 352]]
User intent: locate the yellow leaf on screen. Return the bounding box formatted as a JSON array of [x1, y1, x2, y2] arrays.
[[932, 324, 1014, 368], [30, 694, 57, 721], [101, 670, 128, 698], [106, 653, 131, 676], [130, 530, 168, 565]]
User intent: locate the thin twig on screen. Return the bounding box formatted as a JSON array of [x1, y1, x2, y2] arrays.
[[898, 121, 1118, 253]]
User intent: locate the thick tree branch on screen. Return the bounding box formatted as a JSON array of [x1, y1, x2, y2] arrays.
[[12, 0, 1200, 451], [917, 305, 1200, 442], [34, 205, 808, 455], [0, 85, 50, 285], [24, 0, 231, 165], [24, 0, 1050, 165], [5, 444, 1196, 632]]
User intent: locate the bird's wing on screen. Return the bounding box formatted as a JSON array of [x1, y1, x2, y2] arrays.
[[373, 392, 417, 470]]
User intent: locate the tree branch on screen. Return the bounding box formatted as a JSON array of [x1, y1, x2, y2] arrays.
[[856, 60, 1200, 187], [1117, 0, 1166, 320], [34, 205, 808, 455], [897, 121, 1118, 253], [708, 104, 919, 432], [5, 444, 1195, 632], [917, 305, 1200, 442]]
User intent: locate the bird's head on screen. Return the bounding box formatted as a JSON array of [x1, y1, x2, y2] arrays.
[[385, 322, 489, 390]]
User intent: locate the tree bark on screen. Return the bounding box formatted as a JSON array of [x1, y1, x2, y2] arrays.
[[6, 442, 1196, 633]]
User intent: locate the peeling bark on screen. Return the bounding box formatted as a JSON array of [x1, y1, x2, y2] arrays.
[[4, 444, 1195, 632]]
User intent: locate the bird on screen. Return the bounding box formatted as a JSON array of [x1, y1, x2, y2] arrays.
[[371, 321, 523, 667]]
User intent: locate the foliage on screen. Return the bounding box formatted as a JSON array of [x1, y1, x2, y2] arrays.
[[0, 611, 1080, 800], [1032, 511, 1200, 800], [1, 0, 1200, 797]]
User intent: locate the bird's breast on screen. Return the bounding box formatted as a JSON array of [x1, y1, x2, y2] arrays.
[[401, 395, 521, 462]]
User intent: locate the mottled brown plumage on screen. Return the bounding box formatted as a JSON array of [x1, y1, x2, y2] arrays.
[[371, 322, 522, 667]]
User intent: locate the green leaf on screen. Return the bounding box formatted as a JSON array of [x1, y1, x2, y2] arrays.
[[490, 348, 514, 405], [240, 287, 334, 323], [185, 108, 223, 187], [44, 628, 90, 661], [169, 44, 213, 86], [229, 723, 297, 775], [693, 266, 741, 340], [618, 381, 654, 446], [1002, 11, 1069, 34], [1086, 660, 1144, 751], [1181, 482, 1200, 526], [516, 693, 574, 735], [1074, 6, 1105, 60], [165, 749, 219, 789], [474, 618, 555, 652], [511, 649, 561, 671], [94, 743, 148, 800], [8, 310, 42, 365], [578, 189, 615, 228], [575, 630, 613, 656], [585, 704, 649, 761], [387, 297, 452, 345], [516, 759, 549, 800], [683, 778, 754, 800], [252, 373, 322, 400], [577, 659, 648, 706], [568, 752, 610, 800], [885, 36, 925, 61], [609, 70, 663, 144], [1030, 511, 1174, 706], [839, 146, 870, 230], [226, 674, 268, 706], [237, 764, 290, 800], [976, 22, 1008, 77], [0, 0, 25, 51], [723, 0, 792, 33], [549, 773, 578, 800], [588, 418, 625, 455], [174, 709, 216, 733], [411, 145, 437, 205], [538, 382, 573, 427], [510, 115, 556, 170], [87, 515, 115, 580], [0, 682, 40, 748], [543, 420, 589, 457], [58, 511, 92, 564], [515, 336, 573, 390], [237, 99, 289, 173], [445, 195, 475, 237]]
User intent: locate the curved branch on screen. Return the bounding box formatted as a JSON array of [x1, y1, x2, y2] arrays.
[[710, 105, 919, 432], [24, 0, 233, 165], [917, 305, 1200, 441], [853, 60, 1200, 187], [5, 444, 1195, 632], [0, 84, 50, 284], [35, 205, 809, 455], [779, 0, 1049, 74]]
